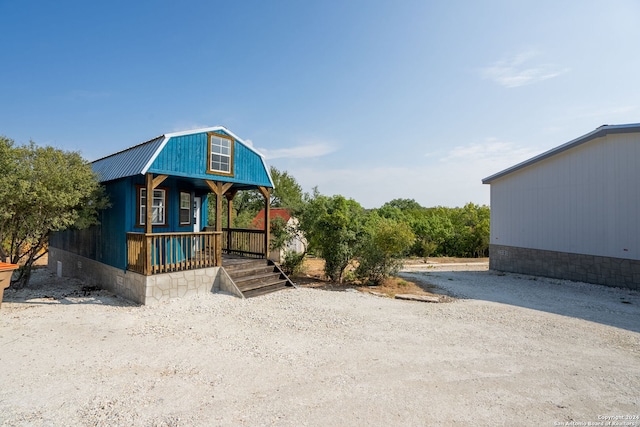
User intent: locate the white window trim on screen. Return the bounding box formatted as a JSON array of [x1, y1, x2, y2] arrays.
[[179, 191, 191, 225], [139, 187, 167, 226]]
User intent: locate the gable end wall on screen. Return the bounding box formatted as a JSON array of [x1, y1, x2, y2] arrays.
[[489, 132, 640, 260]]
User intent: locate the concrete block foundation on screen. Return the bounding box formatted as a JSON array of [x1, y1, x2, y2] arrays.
[[48, 248, 242, 305], [489, 244, 640, 290]]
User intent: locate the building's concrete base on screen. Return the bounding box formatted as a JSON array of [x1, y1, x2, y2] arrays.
[[48, 248, 242, 305], [489, 244, 640, 290]]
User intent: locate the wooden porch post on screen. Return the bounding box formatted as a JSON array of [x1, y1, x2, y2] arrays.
[[145, 173, 153, 274], [225, 189, 238, 251], [143, 173, 168, 275], [258, 186, 271, 260], [145, 173, 153, 234], [205, 180, 234, 231], [205, 180, 233, 265]]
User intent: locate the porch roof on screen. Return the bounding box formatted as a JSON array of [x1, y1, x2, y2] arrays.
[[92, 126, 274, 189]]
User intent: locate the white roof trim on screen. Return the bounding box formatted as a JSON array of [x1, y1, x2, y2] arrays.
[[140, 136, 169, 176]]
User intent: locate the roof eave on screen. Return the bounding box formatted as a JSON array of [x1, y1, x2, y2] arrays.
[[482, 123, 640, 184]]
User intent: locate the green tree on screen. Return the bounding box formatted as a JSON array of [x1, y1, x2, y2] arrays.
[[453, 203, 490, 257], [299, 192, 365, 282], [209, 166, 305, 228], [381, 198, 424, 212], [376, 200, 490, 259], [0, 137, 108, 287], [269, 167, 304, 212], [355, 213, 415, 285]]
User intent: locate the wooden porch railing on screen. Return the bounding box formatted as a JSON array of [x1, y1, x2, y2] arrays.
[[127, 232, 222, 275], [222, 228, 266, 259]]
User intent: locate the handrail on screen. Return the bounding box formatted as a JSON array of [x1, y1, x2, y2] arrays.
[[222, 228, 266, 258], [126, 231, 222, 275]]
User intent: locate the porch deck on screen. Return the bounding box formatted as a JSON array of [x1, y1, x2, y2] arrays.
[[126, 230, 294, 297], [127, 229, 270, 275]]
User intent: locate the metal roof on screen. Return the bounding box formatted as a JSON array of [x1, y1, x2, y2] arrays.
[[482, 123, 640, 184], [91, 126, 271, 185], [92, 135, 166, 182]]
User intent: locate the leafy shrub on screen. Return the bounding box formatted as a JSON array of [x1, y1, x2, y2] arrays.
[[355, 214, 415, 285], [280, 250, 306, 276]]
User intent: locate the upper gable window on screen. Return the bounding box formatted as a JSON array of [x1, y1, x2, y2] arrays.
[[207, 132, 234, 176]]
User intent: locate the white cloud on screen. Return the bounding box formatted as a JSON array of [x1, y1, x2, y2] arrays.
[[289, 163, 491, 209], [285, 138, 541, 208], [258, 143, 336, 160], [482, 50, 569, 88], [441, 138, 538, 165]]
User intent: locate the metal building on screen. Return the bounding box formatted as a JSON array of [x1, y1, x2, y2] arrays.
[[482, 123, 640, 289]]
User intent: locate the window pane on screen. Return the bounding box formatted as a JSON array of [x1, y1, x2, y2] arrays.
[[140, 206, 146, 225], [139, 187, 166, 225], [210, 134, 232, 173], [152, 208, 160, 224], [180, 192, 190, 209], [180, 192, 191, 224]]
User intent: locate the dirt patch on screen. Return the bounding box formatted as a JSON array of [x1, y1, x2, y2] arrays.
[[292, 257, 486, 302]]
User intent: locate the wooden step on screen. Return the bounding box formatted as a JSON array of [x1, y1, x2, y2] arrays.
[[221, 256, 296, 298], [237, 277, 289, 293], [226, 264, 276, 277], [242, 281, 290, 298], [233, 272, 284, 290]]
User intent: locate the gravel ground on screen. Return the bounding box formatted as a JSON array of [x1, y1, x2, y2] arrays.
[[0, 265, 639, 426]]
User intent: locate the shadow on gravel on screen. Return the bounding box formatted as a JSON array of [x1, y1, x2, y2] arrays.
[[399, 270, 640, 333], [2, 269, 137, 308]]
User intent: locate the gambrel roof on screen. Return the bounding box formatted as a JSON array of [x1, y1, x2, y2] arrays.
[[482, 123, 640, 184], [92, 126, 274, 188]]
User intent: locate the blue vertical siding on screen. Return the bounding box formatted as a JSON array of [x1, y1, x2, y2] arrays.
[[150, 133, 208, 178], [148, 131, 272, 187], [100, 179, 129, 269], [233, 142, 272, 185]]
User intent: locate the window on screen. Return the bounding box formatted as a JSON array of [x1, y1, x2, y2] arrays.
[[179, 191, 191, 225], [138, 187, 167, 226], [207, 132, 234, 175]]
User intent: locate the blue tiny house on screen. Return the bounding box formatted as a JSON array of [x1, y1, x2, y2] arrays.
[[48, 126, 286, 304]]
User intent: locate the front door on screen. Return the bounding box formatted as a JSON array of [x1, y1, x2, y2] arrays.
[[193, 197, 201, 232], [192, 197, 202, 252]]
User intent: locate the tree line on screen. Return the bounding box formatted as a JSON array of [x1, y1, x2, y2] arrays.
[[216, 167, 490, 285]]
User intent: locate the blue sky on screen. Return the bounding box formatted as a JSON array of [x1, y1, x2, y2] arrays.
[[2, 0, 639, 208]]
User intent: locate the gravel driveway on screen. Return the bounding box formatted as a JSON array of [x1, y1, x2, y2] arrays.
[[0, 266, 638, 426]]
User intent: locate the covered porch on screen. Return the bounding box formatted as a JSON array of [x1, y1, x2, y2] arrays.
[[125, 227, 269, 275], [126, 170, 274, 276]]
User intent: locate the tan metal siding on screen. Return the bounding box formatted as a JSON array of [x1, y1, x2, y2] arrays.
[[490, 133, 639, 260]]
